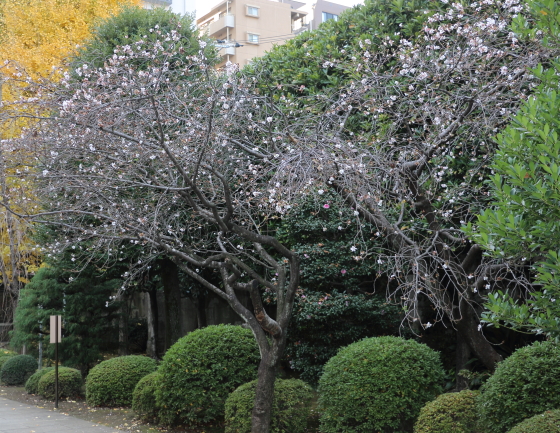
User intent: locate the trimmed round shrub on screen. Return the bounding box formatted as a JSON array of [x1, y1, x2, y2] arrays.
[[414, 390, 480, 433], [507, 410, 560, 433], [318, 336, 445, 433], [38, 367, 83, 400], [25, 367, 55, 394], [225, 378, 313, 433], [0, 355, 37, 385], [478, 340, 560, 433], [0, 349, 17, 371], [132, 371, 160, 422], [156, 324, 260, 426], [86, 355, 157, 407]]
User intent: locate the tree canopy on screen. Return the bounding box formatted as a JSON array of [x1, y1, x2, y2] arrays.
[[2, 0, 560, 430]]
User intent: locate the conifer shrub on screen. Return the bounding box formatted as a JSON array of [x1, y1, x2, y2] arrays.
[[156, 325, 260, 426], [414, 390, 480, 433], [224, 378, 313, 433], [25, 367, 55, 394], [86, 355, 157, 407], [318, 336, 444, 433], [38, 367, 83, 400], [132, 371, 160, 422], [477, 341, 560, 433], [507, 410, 560, 433], [0, 354, 37, 385]]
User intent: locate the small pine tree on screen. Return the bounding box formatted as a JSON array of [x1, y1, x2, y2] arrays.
[[11, 255, 122, 375]]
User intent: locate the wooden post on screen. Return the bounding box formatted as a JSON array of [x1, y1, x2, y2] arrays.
[[50, 315, 61, 409], [55, 315, 58, 409]]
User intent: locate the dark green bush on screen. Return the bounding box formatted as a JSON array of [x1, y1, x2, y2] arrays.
[[318, 336, 444, 433], [86, 355, 157, 407], [25, 367, 55, 394], [0, 354, 37, 385], [507, 410, 560, 433], [286, 290, 403, 385], [0, 349, 17, 371], [38, 367, 83, 400], [414, 390, 480, 433], [478, 340, 560, 433], [132, 371, 160, 422], [156, 325, 260, 426], [225, 378, 313, 433]]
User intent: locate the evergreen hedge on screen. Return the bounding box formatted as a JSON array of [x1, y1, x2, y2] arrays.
[[507, 410, 560, 433], [38, 367, 83, 400], [132, 371, 160, 422], [225, 379, 313, 433], [478, 341, 560, 433], [156, 325, 260, 426], [414, 390, 480, 433], [318, 336, 444, 433], [25, 367, 55, 394], [0, 355, 37, 386], [0, 349, 17, 371], [86, 355, 157, 407]]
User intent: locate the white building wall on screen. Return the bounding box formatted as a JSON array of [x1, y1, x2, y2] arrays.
[[171, 0, 196, 15], [143, 0, 196, 15]]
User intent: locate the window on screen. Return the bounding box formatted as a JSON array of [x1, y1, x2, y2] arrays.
[[247, 5, 259, 16], [247, 33, 259, 44], [322, 12, 338, 22]]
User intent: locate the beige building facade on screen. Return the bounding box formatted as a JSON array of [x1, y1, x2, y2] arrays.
[[197, 0, 349, 67]]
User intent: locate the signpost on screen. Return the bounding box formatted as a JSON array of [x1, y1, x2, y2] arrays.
[[50, 315, 61, 409]]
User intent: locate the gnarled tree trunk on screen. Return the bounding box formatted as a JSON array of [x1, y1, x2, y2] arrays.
[[160, 258, 183, 350]]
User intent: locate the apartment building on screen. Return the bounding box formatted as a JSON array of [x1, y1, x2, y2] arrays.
[[142, 0, 196, 15], [197, 0, 349, 67], [299, 0, 349, 33]]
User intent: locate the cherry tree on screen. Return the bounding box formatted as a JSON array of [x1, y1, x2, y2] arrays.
[[268, 0, 553, 373], [0, 33, 327, 432]]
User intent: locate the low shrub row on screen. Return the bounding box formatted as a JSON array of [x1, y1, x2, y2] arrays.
[[9, 327, 560, 433], [0, 349, 17, 372], [39, 367, 83, 399], [124, 331, 446, 432], [25, 367, 54, 394], [224, 378, 313, 433], [85, 355, 157, 407], [1, 354, 37, 385], [412, 340, 560, 433]]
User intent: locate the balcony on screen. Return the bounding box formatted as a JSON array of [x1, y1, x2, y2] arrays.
[[221, 46, 236, 57], [292, 23, 310, 35], [209, 14, 235, 37]]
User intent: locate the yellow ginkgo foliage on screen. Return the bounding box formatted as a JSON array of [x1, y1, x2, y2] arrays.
[[0, 0, 139, 341], [0, 0, 140, 80]]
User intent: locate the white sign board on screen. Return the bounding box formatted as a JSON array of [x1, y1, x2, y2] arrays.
[[49, 315, 62, 344]]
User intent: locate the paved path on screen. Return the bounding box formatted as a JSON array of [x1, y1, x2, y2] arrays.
[[0, 397, 119, 433]]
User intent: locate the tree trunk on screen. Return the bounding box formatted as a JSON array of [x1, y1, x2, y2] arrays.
[[455, 332, 471, 390], [118, 293, 129, 356], [456, 303, 502, 372], [161, 259, 183, 350], [251, 339, 285, 433], [146, 288, 159, 359], [194, 291, 207, 329]]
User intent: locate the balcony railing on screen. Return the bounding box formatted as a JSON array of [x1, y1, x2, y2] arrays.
[[209, 14, 235, 37], [292, 23, 310, 34]]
